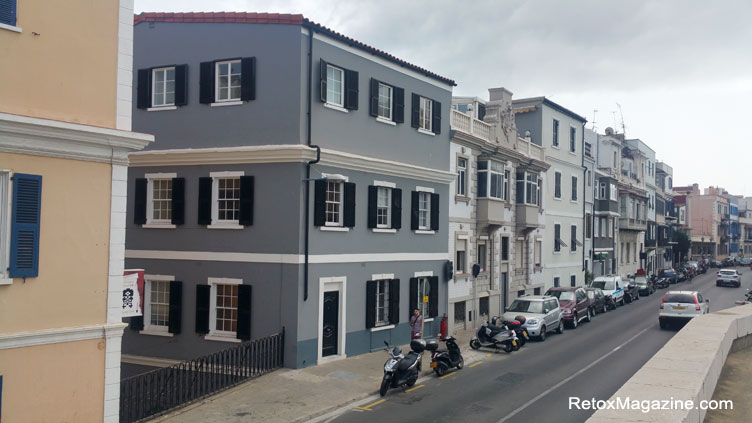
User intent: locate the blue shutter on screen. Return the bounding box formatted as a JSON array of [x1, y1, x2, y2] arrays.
[[0, 0, 17, 27], [9, 174, 42, 278]]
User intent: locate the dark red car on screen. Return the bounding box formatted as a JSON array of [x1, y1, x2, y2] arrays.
[[544, 287, 591, 329]]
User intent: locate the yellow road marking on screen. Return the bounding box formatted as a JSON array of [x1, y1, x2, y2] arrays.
[[439, 371, 456, 379], [405, 384, 425, 392], [486, 353, 491, 357], [469, 361, 483, 368], [354, 399, 385, 411]]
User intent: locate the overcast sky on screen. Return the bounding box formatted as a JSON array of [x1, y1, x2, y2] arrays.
[[135, 0, 752, 197]]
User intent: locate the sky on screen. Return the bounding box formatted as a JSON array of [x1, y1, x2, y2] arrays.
[[134, 0, 752, 197]]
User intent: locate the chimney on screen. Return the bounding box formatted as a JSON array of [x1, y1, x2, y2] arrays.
[[488, 87, 513, 103]]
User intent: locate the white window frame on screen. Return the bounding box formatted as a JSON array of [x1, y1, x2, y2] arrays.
[[376, 186, 392, 229], [455, 236, 467, 274], [208, 171, 244, 229], [610, 184, 618, 201], [571, 175, 578, 202], [0, 169, 12, 285], [151, 67, 176, 108], [419, 96, 433, 132], [600, 182, 607, 199], [215, 60, 242, 103], [569, 126, 577, 153], [375, 279, 391, 327], [377, 83, 393, 121], [326, 64, 345, 107], [552, 119, 560, 147], [206, 277, 243, 343], [325, 180, 345, 227], [418, 191, 431, 230], [477, 240, 487, 272], [570, 224, 578, 252], [535, 239, 542, 266], [456, 157, 467, 197], [416, 277, 431, 319], [479, 161, 505, 200], [554, 171, 562, 199], [142, 275, 175, 337], [144, 173, 177, 228]]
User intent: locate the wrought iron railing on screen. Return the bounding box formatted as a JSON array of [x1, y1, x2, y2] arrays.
[[120, 329, 285, 423]]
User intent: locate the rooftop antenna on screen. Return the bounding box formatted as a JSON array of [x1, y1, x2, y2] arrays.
[[611, 111, 617, 133], [591, 109, 598, 131], [616, 102, 626, 136]]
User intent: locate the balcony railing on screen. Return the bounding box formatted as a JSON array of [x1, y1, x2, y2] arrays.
[[451, 108, 493, 142], [619, 217, 647, 231], [516, 136, 545, 162]]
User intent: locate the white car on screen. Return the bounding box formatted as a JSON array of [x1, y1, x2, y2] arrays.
[[716, 268, 741, 287], [659, 291, 709, 329], [589, 276, 626, 307], [502, 296, 564, 342]]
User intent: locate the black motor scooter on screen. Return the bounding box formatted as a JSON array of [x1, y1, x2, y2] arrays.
[[426, 336, 464, 376], [379, 339, 425, 397], [469, 320, 519, 353]]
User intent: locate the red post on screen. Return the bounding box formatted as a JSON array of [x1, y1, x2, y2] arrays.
[[439, 313, 448, 340]]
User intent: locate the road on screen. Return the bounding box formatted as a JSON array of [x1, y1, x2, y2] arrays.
[[329, 268, 750, 423]]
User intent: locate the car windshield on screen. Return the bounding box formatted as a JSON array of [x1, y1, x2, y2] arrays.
[[508, 300, 543, 314], [591, 280, 614, 290], [664, 293, 696, 304], [546, 291, 575, 302]]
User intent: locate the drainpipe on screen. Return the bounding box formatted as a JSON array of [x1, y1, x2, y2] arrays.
[[303, 25, 320, 301], [582, 122, 587, 274]]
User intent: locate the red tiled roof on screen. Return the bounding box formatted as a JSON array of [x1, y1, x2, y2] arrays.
[[133, 12, 456, 86]]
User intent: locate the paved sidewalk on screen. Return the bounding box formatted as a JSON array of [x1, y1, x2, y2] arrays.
[[146, 327, 488, 423], [703, 344, 752, 423]]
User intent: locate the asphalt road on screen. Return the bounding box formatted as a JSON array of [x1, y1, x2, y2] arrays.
[[330, 267, 751, 423]]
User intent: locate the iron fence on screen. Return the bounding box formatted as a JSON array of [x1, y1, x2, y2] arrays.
[[120, 329, 284, 423]]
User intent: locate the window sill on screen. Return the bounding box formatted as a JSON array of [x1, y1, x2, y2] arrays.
[[205, 334, 242, 343], [0, 23, 22, 33], [569, 151, 577, 155], [552, 145, 560, 149], [424, 318, 434, 323], [372, 228, 397, 233], [207, 223, 244, 230], [142, 223, 177, 229], [140, 329, 174, 337], [0, 276, 12, 286], [147, 106, 177, 112], [455, 195, 470, 203], [415, 230, 435, 235], [376, 117, 396, 126], [324, 102, 349, 113], [321, 226, 350, 232], [370, 324, 395, 332], [570, 200, 579, 204], [417, 128, 435, 137], [553, 197, 562, 201], [211, 100, 243, 107]]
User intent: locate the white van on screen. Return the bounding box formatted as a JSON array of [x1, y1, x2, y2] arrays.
[[589, 276, 626, 306]]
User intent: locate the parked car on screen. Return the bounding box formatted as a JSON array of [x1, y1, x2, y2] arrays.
[[502, 296, 563, 341], [634, 275, 655, 296], [740, 257, 752, 266], [590, 276, 626, 307], [545, 287, 591, 329], [585, 287, 609, 314], [716, 268, 742, 287], [658, 291, 709, 329], [659, 268, 678, 284], [722, 257, 735, 267]]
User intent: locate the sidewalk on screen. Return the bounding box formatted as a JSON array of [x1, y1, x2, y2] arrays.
[[146, 327, 485, 423]]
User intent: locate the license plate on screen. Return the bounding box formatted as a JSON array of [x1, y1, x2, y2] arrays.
[[430, 361, 437, 368], [512, 340, 517, 347], [523, 331, 528, 337], [673, 306, 686, 310]]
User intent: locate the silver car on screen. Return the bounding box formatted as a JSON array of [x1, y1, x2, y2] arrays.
[[502, 295, 564, 342]]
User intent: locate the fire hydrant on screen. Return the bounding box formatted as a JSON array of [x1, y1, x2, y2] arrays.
[[439, 313, 448, 340]]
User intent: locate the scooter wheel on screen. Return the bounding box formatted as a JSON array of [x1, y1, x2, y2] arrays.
[[512, 343, 520, 351], [379, 376, 390, 397], [469, 339, 481, 350], [434, 364, 447, 377], [503, 343, 513, 353], [406, 374, 417, 387], [456, 356, 464, 369]]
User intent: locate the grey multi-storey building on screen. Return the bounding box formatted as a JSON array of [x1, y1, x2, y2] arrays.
[[594, 129, 621, 276], [122, 12, 455, 370]]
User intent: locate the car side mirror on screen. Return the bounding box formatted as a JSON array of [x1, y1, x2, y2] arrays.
[[705, 299, 710, 303]]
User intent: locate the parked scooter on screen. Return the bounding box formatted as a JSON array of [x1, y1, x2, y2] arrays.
[[379, 339, 425, 397], [492, 315, 529, 347], [426, 336, 464, 377], [469, 320, 519, 353]]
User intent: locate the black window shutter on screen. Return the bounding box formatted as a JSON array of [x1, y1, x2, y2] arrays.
[[389, 279, 400, 325], [319, 59, 328, 103], [195, 284, 211, 334], [430, 193, 440, 231], [409, 278, 418, 316], [410, 191, 419, 230], [344, 69, 358, 110], [197, 177, 212, 225], [365, 280, 376, 329], [429, 276, 439, 318], [343, 182, 356, 228], [0, 0, 17, 26], [313, 179, 326, 226], [171, 178, 185, 225], [369, 78, 379, 117], [199, 61, 214, 104], [240, 57, 256, 101], [239, 176, 254, 226], [393, 86, 404, 123], [174, 64, 188, 106], [411, 93, 420, 128], [129, 316, 144, 331], [391, 188, 402, 229], [134, 178, 147, 225], [432, 100, 442, 134], [136, 68, 151, 109], [168, 281, 183, 334], [367, 185, 378, 228], [237, 285, 252, 340]]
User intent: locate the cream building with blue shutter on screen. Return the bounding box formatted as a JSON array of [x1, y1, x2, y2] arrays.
[[0, 1, 151, 422]]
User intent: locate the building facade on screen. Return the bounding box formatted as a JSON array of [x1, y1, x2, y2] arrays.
[[583, 129, 596, 277], [625, 138, 656, 275], [122, 13, 455, 371], [655, 161, 676, 271], [0, 1, 151, 422]]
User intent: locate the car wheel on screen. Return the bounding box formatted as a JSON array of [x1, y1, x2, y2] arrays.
[[557, 320, 565, 334], [585, 308, 592, 322], [602, 303, 608, 313], [620, 297, 625, 306], [571, 315, 578, 329], [716, 282, 720, 287], [737, 282, 741, 288], [635, 291, 639, 300], [659, 320, 667, 330], [539, 326, 546, 341]]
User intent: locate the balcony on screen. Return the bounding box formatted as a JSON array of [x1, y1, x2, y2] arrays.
[[451, 108, 493, 142], [619, 217, 647, 231], [516, 203, 541, 229], [477, 198, 512, 228], [516, 136, 545, 162], [584, 142, 593, 159]]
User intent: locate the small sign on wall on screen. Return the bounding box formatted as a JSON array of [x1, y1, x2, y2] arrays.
[[423, 295, 429, 303], [122, 269, 144, 317]]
